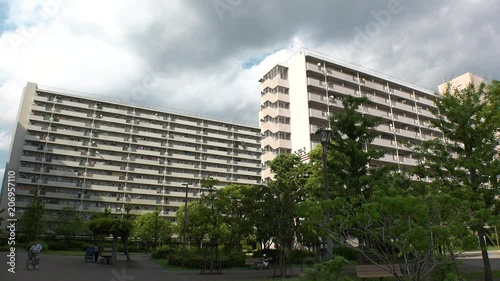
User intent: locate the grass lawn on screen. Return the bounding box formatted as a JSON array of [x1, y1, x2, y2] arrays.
[[462, 270, 500, 281]]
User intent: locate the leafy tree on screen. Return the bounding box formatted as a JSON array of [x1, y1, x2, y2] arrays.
[[262, 153, 308, 277], [54, 207, 84, 246], [87, 209, 133, 265], [135, 207, 172, 251], [19, 195, 45, 242], [215, 184, 261, 252], [413, 81, 500, 281], [303, 95, 384, 260]]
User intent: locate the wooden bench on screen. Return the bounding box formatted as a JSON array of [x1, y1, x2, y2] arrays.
[[244, 258, 261, 268], [356, 264, 403, 280], [100, 248, 112, 264]]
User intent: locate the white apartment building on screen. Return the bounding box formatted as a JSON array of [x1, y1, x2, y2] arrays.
[[259, 48, 443, 180], [0, 82, 262, 220]]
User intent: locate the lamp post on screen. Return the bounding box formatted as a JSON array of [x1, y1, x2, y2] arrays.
[[315, 128, 333, 260], [182, 183, 189, 261]]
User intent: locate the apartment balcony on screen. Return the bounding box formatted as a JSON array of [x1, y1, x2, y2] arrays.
[[203, 139, 229, 149], [172, 127, 197, 136], [331, 83, 357, 97], [40, 180, 79, 188], [399, 156, 418, 166], [363, 80, 386, 93], [56, 118, 89, 129], [202, 166, 230, 173], [128, 167, 160, 175], [27, 124, 48, 133], [168, 200, 186, 207], [88, 206, 109, 213], [262, 137, 291, 150], [261, 77, 289, 90], [236, 169, 260, 177], [169, 171, 197, 179], [366, 108, 393, 122], [129, 197, 158, 205], [87, 184, 122, 193], [31, 104, 49, 113], [261, 151, 277, 162], [18, 166, 40, 174], [128, 177, 160, 185], [53, 138, 85, 147], [202, 148, 228, 157], [131, 149, 163, 157], [129, 209, 154, 215], [364, 93, 390, 107], [98, 134, 128, 143], [418, 108, 435, 119], [169, 162, 198, 170], [96, 124, 128, 134], [261, 107, 290, 118], [235, 161, 261, 169], [86, 174, 121, 181], [372, 137, 397, 148], [234, 178, 260, 185], [261, 92, 290, 103], [57, 109, 90, 119], [375, 124, 393, 134], [172, 135, 199, 146], [131, 157, 161, 166], [377, 154, 400, 165], [101, 106, 129, 115], [174, 118, 198, 127], [391, 101, 414, 113], [393, 114, 418, 126], [414, 95, 436, 108], [168, 153, 197, 162], [44, 169, 81, 178], [309, 108, 328, 120]]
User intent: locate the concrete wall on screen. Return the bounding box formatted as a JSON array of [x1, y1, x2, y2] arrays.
[[0, 82, 37, 226], [287, 51, 312, 154]]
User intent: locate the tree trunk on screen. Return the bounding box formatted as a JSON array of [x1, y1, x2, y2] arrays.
[[478, 226, 493, 281], [123, 236, 130, 262], [111, 235, 119, 265]]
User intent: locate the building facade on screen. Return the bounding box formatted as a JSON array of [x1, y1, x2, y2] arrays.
[[259, 48, 443, 180], [0, 83, 262, 220], [438, 72, 487, 94]]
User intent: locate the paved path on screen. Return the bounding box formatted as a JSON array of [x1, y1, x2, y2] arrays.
[[0, 251, 498, 281]]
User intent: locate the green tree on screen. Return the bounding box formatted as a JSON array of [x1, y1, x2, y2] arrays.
[[413, 81, 500, 281], [303, 95, 384, 261], [87, 209, 133, 265], [263, 153, 308, 277], [215, 184, 261, 252], [54, 207, 84, 246], [135, 207, 172, 251], [19, 195, 45, 242]]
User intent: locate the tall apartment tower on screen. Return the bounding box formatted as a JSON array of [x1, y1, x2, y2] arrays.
[[438, 72, 487, 93], [0, 83, 262, 221], [259, 48, 442, 180]]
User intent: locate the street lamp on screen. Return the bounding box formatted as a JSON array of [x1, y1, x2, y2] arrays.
[[182, 183, 189, 261], [315, 128, 333, 260], [317, 62, 330, 121]]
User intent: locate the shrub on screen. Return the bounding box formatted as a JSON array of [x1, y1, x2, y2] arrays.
[[0, 245, 11, 251], [332, 246, 358, 261], [300, 256, 353, 281], [47, 241, 68, 251], [224, 250, 246, 267], [287, 249, 316, 264], [152, 245, 176, 259]]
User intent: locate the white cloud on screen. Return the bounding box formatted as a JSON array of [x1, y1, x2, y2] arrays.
[[0, 131, 11, 151]]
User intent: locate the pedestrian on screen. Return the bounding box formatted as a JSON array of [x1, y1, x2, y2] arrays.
[[93, 243, 100, 263]]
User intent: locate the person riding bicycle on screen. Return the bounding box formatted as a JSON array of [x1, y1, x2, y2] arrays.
[[29, 240, 43, 261]]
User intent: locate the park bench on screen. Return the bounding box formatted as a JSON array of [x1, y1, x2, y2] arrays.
[[244, 257, 261, 268], [100, 248, 112, 264], [356, 264, 403, 280]]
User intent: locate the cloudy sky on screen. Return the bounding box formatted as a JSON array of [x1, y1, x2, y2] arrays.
[[0, 0, 499, 187]]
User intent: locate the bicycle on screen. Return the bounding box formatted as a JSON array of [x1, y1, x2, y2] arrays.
[[27, 252, 40, 270]]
